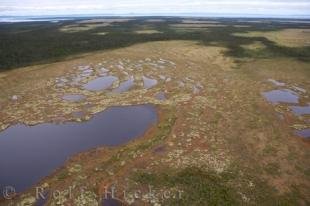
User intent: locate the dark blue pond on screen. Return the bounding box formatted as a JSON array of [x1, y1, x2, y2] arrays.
[[0, 104, 157, 192]]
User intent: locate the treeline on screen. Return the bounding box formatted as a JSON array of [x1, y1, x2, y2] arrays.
[[0, 17, 309, 71]]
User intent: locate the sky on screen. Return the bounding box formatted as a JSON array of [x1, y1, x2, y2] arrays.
[[0, 0, 310, 17]]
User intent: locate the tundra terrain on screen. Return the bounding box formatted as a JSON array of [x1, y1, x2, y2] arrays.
[[0, 17, 309, 205]]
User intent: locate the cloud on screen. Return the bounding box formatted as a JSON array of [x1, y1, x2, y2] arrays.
[[0, 0, 309, 16]]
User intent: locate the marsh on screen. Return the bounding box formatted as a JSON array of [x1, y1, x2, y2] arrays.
[[0, 16, 309, 205]]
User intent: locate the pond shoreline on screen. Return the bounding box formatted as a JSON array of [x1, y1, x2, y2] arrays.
[[0, 104, 160, 196]]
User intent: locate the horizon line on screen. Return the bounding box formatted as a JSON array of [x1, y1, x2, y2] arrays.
[[1, 13, 310, 19]]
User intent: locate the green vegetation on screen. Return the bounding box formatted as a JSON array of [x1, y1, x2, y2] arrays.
[[132, 165, 309, 205], [1, 17, 310, 71], [133, 167, 240, 205]]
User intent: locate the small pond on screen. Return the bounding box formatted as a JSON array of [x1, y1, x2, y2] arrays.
[[62, 94, 86, 102], [143, 76, 158, 89], [262, 89, 299, 104], [295, 129, 310, 138], [290, 104, 310, 116], [83, 76, 118, 91], [112, 77, 134, 93]]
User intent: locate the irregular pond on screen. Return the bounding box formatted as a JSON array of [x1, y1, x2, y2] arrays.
[[0, 104, 157, 192], [262, 89, 299, 104], [71, 76, 86, 86], [295, 129, 310, 138], [290, 104, 310, 116], [112, 77, 134, 93], [155, 92, 166, 101], [83, 76, 118, 91], [62, 94, 86, 102], [143, 76, 158, 89], [102, 196, 123, 206], [81, 69, 93, 76]]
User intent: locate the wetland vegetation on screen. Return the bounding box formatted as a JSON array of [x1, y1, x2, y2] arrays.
[[0, 17, 309, 205]]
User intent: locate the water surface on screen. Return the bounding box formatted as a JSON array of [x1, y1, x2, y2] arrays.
[[155, 92, 166, 100], [143, 76, 158, 89], [290, 104, 310, 116], [83, 76, 118, 91], [295, 129, 310, 138], [112, 77, 134, 93], [0, 104, 157, 192], [62, 94, 86, 102], [102, 197, 122, 206], [262, 89, 299, 104]]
